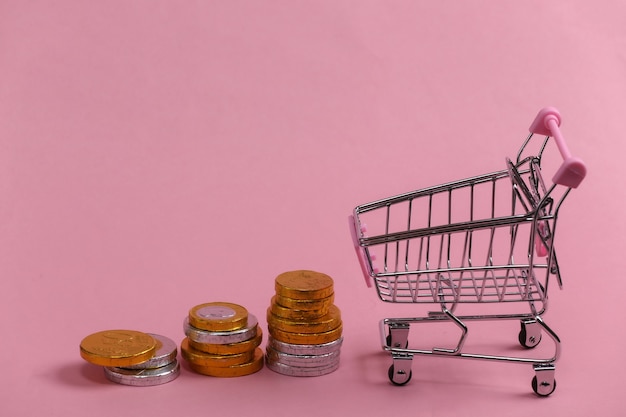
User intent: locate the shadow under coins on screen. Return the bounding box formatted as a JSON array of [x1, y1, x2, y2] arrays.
[[54, 361, 112, 387]]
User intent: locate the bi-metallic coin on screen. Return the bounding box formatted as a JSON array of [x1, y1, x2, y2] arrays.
[[184, 314, 259, 345], [188, 328, 263, 355], [189, 302, 248, 332]]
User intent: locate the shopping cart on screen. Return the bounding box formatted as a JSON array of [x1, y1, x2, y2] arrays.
[[349, 107, 586, 396]]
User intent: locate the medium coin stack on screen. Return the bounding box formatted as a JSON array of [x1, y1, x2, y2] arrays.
[[80, 330, 180, 386], [181, 302, 264, 377], [266, 270, 343, 376]]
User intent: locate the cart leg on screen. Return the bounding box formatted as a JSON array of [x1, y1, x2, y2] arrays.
[[432, 306, 468, 355], [532, 364, 557, 396], [519, 319, 542, 348], [389, 354, 413, 386], [386, 322, 413, 386], [387, 322, 410, 349]]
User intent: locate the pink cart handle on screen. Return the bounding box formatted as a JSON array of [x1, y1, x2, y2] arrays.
[[534, 221, 549, 258], [349, 215, 373, 287], [529, 107, 587, 188]]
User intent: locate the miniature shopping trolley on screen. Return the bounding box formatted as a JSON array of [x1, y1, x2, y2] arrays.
[[349, 107, 586, 396]]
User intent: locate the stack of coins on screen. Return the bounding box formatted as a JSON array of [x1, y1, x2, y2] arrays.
[[80, 330, 180, 386], [181, 302, 264, 377], [266, 270, 343, 376]]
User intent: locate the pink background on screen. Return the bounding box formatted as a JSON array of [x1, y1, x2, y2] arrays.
[[1, 1, 624, 415]]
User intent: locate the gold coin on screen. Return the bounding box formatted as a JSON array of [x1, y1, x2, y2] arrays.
[[189, 302, 248, 332], [181, 338, 255, 367], [269, 296, 328, 320], [269, 323, 343, 345], [274, 292, 334, 312], [188, 348, 264, 377], [80, 330, 156, 367], [275, 270, 334, 300], [188, 328, 263, 355], [267, 305, 341, 334]]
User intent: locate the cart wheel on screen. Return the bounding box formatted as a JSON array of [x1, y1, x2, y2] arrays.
[[388, 364, 412, 386], [518, 325, 542, 348], [386, 334, 409, 349], [532, 375, 556, 397]]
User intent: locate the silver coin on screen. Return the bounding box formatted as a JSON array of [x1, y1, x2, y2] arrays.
[[267, 335, 343, 356], [125, 333, 177, 370], [104, 360, 180, 386], [265, 345, 340, 368], [265, 356, 340, 377], [183, 314, 258, 344]]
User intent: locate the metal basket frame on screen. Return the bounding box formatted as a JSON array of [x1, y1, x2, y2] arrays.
[[349, 108, 586, 396]]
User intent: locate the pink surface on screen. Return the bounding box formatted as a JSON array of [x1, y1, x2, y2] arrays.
[[1, 1, 624, 415]]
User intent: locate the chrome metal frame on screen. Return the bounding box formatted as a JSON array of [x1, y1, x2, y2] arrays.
[[351, 132, 577, 396]]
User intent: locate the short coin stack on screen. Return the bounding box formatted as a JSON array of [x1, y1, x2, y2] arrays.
[[266, 270, 343, 376], [181, 302, 264, 377], [80, 330, 180, 386]]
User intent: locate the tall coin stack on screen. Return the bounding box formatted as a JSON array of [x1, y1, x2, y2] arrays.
[[80, 330, 180, 386], [181, 302, 264, 377], [266, 270, 343, 377]]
